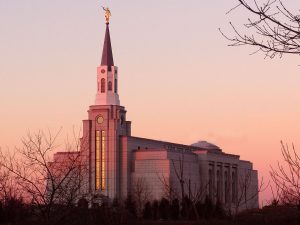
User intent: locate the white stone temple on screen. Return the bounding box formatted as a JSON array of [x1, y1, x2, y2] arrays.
[[50, 18, 259, 212]]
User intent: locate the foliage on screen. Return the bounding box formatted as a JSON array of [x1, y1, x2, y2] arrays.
[[204, 195, 215, 219], [151, 200, 159, 220], [170, 198, 180, 220], [0, 195, 299, 225], [124, 195, 137, 218], [215, 199, 226, 219], [142, 201, 152, 220], [158, 197, 170, 220]]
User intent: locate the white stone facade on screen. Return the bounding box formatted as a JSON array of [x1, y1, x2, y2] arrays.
[[49, 21, 259, 212], [120, 137, 259, 211]]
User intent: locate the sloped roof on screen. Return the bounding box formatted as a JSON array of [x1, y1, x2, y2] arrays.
[[101, 23, 114, 66]]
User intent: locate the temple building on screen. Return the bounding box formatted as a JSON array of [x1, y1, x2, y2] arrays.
[[51, 17, 258, 211]]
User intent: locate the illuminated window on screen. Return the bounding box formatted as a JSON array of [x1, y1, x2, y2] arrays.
[[95, 130, 106, 191], [101, 131, 105, 190], [101, 78, 105, 93], [108, 81, 112, 91], [95, 131, 101, 190]]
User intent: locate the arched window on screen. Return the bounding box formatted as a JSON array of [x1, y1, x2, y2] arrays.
[[224, 171, 229, 203], [232, 171, 236, 203], [108, 81, 112, 91], [114, 79, 117, 93], [101, 78, 105, 93], [209, 168, 213, 199], [217, 170, 221, 201]]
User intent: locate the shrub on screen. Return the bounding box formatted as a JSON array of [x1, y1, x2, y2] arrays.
[[143, 201, 152, 220], [159, 198, 170, 220], [152, 200, 159, 220], [170, 198, 180, 220]]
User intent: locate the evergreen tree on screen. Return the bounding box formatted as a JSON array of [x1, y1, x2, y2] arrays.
[[152, 200, 159, 220], [195, 200, 205, 219], [170, 198, 180, 220], [181, 195, 193, 220], [214, 199, 225, 218], [112, 197, 119, 208], [143, 201, 152, 220], [78, 198, 89, 209], [204, 195, 214, 219], [159, 198, 170, 220], [0, 201, 3, 224], [125, 195, 136, 218]]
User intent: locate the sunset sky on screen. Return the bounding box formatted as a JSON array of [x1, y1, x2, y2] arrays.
[[1, 0, 300, 205]]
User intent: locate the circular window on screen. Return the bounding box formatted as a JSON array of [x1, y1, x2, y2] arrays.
[[101, 69, 105, 74], [97, 116, 104, 124]]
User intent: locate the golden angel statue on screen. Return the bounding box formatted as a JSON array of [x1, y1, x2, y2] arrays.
[[102, 6, 111, 23]]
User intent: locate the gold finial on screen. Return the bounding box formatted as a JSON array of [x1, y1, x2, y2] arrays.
[[102, 6, 111, 24]]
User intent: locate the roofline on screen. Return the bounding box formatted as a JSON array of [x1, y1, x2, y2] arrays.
[[120, 135, 222, 152]]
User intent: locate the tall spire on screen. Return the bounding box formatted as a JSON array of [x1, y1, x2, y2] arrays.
[[95, 15, 120, 106], [101, 23, 114, 67]]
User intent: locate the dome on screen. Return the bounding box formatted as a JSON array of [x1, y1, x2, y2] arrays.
[[191, 141, 221, 151]]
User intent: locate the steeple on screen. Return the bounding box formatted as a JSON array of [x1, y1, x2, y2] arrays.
[[95, 15, 120, 106], [101, 23, 114, 67]]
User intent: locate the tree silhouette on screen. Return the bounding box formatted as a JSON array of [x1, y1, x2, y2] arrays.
[[271, 142, 300, 205], [0, 129, 86, 225], [221, 0, 300, 58]]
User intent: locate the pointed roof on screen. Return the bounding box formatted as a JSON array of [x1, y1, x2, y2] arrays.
[[101, 23, 114, 66]]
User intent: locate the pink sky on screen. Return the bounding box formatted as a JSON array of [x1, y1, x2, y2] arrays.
[[1, 0, 300, 205]]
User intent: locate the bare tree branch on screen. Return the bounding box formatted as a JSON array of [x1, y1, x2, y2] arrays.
[[221, 0, 300, 58], [0, 129, 88, 225], [270, 141, 300, 205]]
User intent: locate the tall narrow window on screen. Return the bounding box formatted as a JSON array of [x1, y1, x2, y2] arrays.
[[108, 81, 112, 91], [101, 78, 105, 93], [114, 79, 117, 93], [217, 170, 221, 201], [95, 131, 101, 190], [232, 171, 236, 203], [224, 171, 229, 203], [101, 131, 105, 190], [209, 169, 213, 199]]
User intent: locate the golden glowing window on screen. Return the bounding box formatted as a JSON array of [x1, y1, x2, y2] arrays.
[[101, 130, 105, 190], [95, 130, 106, 191], [95, 131, 101, 190]]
